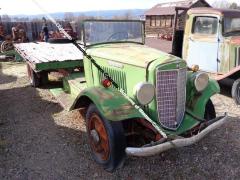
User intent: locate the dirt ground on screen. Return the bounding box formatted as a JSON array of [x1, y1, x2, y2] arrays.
[[0, 61, 240, 180]]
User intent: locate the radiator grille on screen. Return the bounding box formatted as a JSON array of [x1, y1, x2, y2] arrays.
[[98, 67, 127, 92], [156, 68, 187, 130]]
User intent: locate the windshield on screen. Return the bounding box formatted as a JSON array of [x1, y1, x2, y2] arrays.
[[224, 17, 240, 35], [83, 20, 144, 46]]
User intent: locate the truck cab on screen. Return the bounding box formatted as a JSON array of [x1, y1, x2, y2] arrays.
[[182, 8, 240, 104], [183, 8, 240, 73]]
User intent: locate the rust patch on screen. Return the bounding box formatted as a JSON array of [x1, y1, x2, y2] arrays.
[[230, 37, 240, 45], [91, 88, 114, 101]]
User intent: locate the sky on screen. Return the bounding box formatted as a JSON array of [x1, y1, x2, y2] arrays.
[[0, 0, 239, 15]]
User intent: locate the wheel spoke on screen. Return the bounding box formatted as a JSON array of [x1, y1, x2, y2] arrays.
[[88, 113, 110, 161]]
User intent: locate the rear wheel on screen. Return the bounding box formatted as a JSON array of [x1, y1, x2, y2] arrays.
[[231, 79, 240, 105], [27, 64, 48, 87], [204, 100, 216, 120], [86, 104, 126, 172]]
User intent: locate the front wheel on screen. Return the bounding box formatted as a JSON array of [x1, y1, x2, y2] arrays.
[[231, 79, 240, 105], [86, 104, 126, 172]]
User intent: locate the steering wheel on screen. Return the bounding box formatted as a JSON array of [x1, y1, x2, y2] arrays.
[[107, 32, 128, 41]]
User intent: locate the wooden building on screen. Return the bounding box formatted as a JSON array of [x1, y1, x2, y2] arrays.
[[144, 0, 211, 37]]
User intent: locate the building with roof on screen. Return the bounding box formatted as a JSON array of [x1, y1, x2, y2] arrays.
[[144, 0, 211, 37]]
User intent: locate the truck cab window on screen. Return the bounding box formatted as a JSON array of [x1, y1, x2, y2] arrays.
[[192, 16, 218, 35], [223, 17, 240, 36]]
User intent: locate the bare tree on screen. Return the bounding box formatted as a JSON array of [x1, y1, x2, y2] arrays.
[[1, 14, 11, 22], [212, 0, 229, 8], [229, 2, 240, 9], [123, 11, 133, 20], [64, 12, 75, 21]]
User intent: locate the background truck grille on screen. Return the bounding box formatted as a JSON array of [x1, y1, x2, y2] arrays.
[[235, 47, 240, 66], [156, 68, 187, 130]]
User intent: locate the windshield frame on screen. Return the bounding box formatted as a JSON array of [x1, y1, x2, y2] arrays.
[[83, 19, 145, 47]]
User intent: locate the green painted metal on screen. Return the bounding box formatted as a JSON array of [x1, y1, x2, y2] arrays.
[[74, 40, 220, 135], [73, 87, 144, 120], [35, 60, 83, 71], [86, 43, 171, 68], [0, 50, 23, 61], [50, 72, 87, 111], [46, 20, 221, 135]]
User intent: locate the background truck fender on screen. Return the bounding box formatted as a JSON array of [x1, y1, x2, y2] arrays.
[[71, 87, 143, 121], [188, 79, 220, 118]]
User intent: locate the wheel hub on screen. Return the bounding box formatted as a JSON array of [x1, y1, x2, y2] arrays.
[[90, 129, 100, 144]]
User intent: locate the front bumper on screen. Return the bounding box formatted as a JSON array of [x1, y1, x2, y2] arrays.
[[126, 115, 228, 157]]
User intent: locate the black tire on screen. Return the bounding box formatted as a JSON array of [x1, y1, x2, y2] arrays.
[[40, 71, 48, 85], [204, 100, 216, 120], [27, 64, 48, 87], [27, 64, 40, 87], [231, 79, 240, 105], [86, 104, 126, 172], [48, 38, 72, 44]]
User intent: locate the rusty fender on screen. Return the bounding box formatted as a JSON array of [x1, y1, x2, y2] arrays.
[[126, 115, 228, 157]]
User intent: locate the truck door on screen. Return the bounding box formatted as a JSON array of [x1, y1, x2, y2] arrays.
[[186, 16, 219, 72]]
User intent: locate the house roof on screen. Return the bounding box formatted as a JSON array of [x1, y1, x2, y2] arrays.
[[188, 7, 240, 18], [145, 0, 210, 16]]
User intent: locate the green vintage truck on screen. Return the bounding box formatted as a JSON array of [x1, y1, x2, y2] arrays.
[[16, 20, 227, 172]]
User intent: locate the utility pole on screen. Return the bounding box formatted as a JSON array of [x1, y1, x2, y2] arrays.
[[0, 8, 2, 23]]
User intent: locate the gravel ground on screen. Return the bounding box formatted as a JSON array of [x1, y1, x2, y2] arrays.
[[0, 61, 240, 180]]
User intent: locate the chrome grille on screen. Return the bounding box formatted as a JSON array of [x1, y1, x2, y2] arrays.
[[156, 68, 187, 130]]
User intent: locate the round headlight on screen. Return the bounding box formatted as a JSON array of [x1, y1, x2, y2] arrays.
[[134, 82, 155, 105], [194, 72, 209, 92]]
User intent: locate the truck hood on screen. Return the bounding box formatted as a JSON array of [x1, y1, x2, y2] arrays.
[[87, 43, 177, 68]]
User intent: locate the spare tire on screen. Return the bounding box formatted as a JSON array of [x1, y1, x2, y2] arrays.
[[48, 38, 72, 44]]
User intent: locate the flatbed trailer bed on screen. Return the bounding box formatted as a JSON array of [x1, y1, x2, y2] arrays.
[[14, 42, 83, 72], [14, 42, 84, 88]]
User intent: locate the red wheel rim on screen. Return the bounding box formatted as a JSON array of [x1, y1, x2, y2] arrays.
[[88, 113, 110, 161]]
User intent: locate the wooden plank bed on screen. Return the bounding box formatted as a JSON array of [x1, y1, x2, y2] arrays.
[[14, 42, 84, 71]]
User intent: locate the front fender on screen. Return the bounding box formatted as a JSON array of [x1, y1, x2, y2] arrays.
[[72, 87, 143, 121], [187, 79, 220, 118]]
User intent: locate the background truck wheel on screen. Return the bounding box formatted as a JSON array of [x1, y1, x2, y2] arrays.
[[27, 64, 48, 87], [231, 79, 240, 105], [204, 100, 216, 120], [86, 104, 126, 172]]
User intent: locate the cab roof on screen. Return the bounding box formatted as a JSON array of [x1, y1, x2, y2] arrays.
[[188, 7, 240, 18]]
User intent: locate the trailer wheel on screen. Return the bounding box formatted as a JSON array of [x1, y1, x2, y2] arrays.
[[232, 79, 240, 105], [27, 64, 40, 87], [27, 64, 48, 87], [204, 100, 216, 120], [86, 104, 126, 172]]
